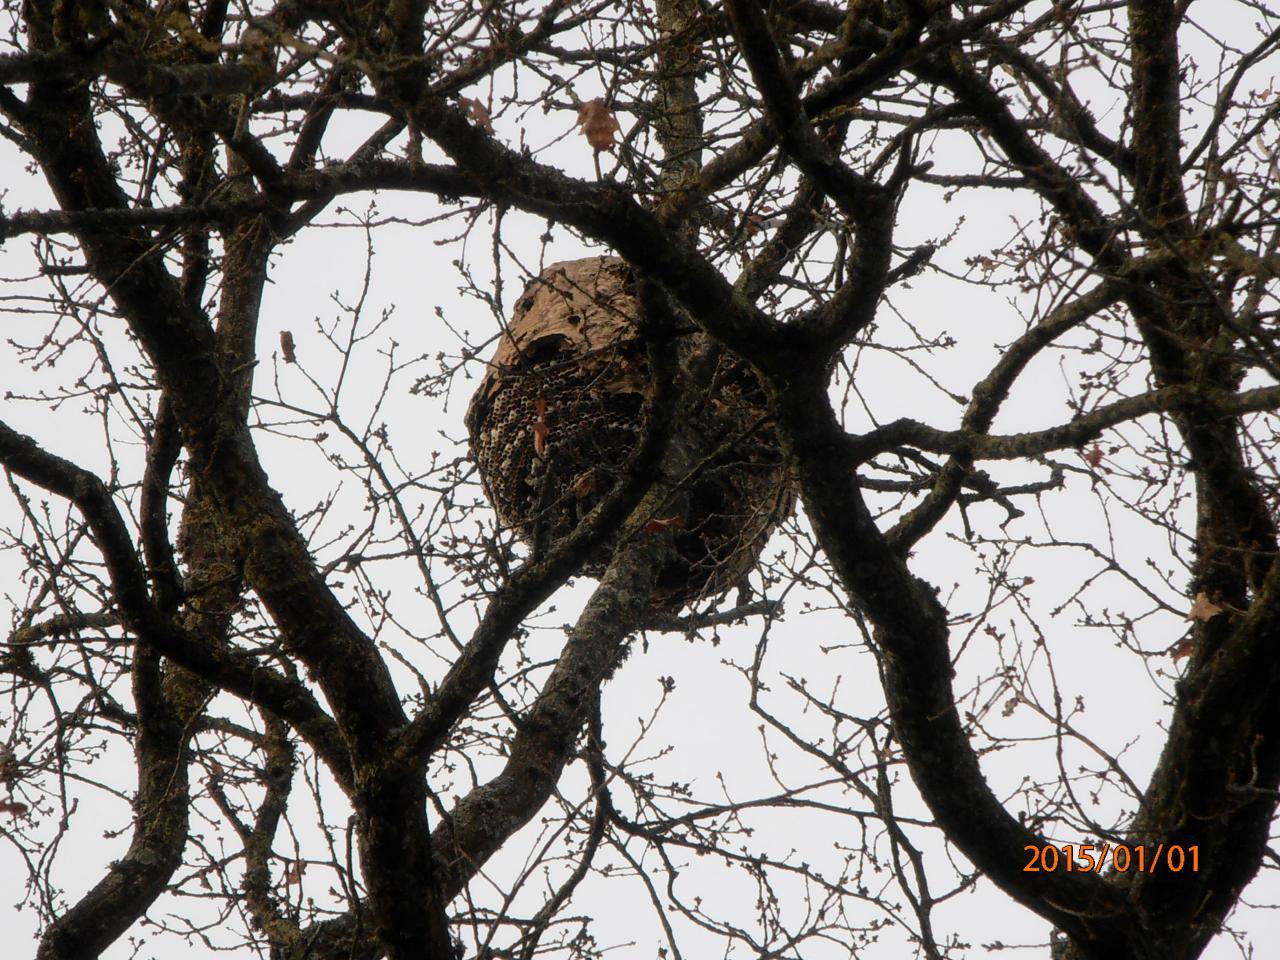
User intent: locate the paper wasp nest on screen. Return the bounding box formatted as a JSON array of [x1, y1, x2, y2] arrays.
[[466, 256, 793, 610]]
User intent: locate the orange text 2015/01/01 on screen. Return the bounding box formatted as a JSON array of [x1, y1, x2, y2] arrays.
[[1023, 843, 1200, 874]]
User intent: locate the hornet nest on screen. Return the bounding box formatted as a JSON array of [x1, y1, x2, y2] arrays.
[[466, 256, 794, 610]]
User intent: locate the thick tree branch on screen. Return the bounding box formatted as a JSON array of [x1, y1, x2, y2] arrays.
[[433, 533, 668, 895], [886, 277, 1127, 546], [774, 379, 1134, 953], [724, 0, 889, 219], [395, 319, 679, 768], [36, 640, 197, 960], [0, 417, 353, 789], [1126, 0, 1191, 235], [850, 382, 1280, 465], [18, 34, 410, 767]]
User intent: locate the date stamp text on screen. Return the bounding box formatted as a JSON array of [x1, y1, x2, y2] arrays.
[[1023, 843, 1200, 874]]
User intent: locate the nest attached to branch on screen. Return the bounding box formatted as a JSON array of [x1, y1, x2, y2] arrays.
[[466, 256, 793, 611]]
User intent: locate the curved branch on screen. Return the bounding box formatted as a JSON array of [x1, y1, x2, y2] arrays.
[[775, 380, 1133, 952], [36, 642, 195, 960], [853, 383, 1280, 465], [395, 311, 680, 768], [0, 417, 353, 789], [432, 530, 668, 896], [724, 0, 889, 218], [19, 44, 407, 762]]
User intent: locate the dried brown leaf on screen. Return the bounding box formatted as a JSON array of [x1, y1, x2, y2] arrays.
[[532, 398, 549, 458], [460, 97, 494, 134], [642, 515, 685, 534], [571, 471, 595, 499], [577, 99, 620, 151], [280, 330, 296, 364], [1188, 591, 1224, 622]]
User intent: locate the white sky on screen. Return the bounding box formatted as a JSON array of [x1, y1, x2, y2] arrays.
[[2, 4, 1278, 958]]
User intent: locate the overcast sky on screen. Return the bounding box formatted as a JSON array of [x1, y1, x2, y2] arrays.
[[2, 5, 1278, 957]]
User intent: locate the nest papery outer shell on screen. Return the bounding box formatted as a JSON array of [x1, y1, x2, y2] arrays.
[[479, 257, 647, 402]]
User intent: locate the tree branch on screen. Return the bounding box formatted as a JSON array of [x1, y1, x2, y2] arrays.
[[0, 417, 353, 789]]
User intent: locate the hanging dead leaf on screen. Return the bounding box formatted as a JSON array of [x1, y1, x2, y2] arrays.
[[1084, 445, 1104, 467], [571, 471, 595, 499], [532, 398, 550, 458], [460, 96, 494, 134], [577, 99, 620, 151], [642, 515, 685, 534], [280, 330, 296, 364], [1188, 592, 1223, 622], [1169, 635, 1195, 661], [285, 860, 307, 884], [1001, 695, 1020, 718], [0, 800, 29, 818]]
